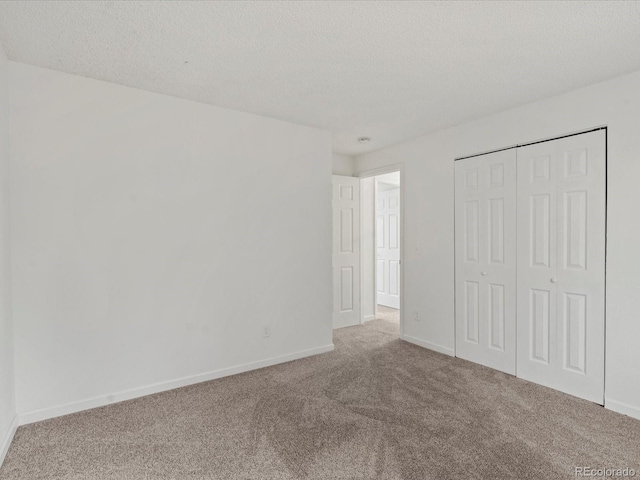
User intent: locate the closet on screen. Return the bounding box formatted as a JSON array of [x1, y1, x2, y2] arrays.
[[454, 130, 606, 404]]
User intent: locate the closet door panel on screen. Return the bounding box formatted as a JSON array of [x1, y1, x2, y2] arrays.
[[555, 131, 606, 403], [455, 149, 517, 375], [517, 145, 559, 381], [516, 130, 605, 404]]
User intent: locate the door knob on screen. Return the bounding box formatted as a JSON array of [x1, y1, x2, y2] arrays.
[[481, 271, 488, 276], [550, 278, 558, 283]]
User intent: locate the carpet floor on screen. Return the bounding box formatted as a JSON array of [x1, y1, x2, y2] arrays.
[[1, 311, 639, 480]]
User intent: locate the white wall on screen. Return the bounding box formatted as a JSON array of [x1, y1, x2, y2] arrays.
[[9, 62, 333, 423], [355, 69, 640, 420], [0, 43, 16, 464], [332, 153, 355, 176]]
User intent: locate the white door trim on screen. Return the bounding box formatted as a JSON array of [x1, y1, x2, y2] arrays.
[[357, 164, 404, 337]]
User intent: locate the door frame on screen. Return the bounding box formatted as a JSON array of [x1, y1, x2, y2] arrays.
[[358, 163, 404, 337], [453, 126, 608, 403]]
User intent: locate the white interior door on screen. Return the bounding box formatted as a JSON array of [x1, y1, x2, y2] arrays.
[[332, 175, 360, 329], [455, 149, 517, 375], [376, 187, 400, 309], [516, 130, 606, 404]]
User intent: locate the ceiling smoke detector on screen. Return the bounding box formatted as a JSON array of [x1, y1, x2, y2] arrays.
[[357, 137, 371, 144]]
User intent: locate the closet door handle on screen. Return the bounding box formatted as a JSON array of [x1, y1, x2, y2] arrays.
[[550, 278, 558, 283], [480, 271, 488, 276]]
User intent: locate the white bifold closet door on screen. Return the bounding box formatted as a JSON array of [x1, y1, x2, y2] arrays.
[[332, 175, 361, 329], [516, 130, 606, 404], [455, 149, 517, 375]]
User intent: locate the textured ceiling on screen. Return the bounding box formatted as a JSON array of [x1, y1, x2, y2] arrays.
[[1, 1, 639, 155]]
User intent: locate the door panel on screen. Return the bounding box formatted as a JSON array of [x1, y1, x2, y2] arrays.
[[563, 190, 587, 270], [530, 194, 552, 267], [530, 288, 551, 364], [333, 176, 360, 329], [488, 198, 504, 264], [340, 267, 354, 311], [389, 260, 399, 295], [465, 281, 480, 343], [516, 130, 605, 404], [464, 200, 479, 262], [488, 283, 505, 350], [389, 214, 399, 249], [376, 187, 400, 309], [340, 208, 354, 252], [455, 149, 517, 375], [564, 292, 587, 374]]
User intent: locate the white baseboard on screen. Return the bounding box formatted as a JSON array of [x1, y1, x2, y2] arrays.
[[362, 315, 375, 323], [605, 397, 640, 421], [400, 334, 455, 357], [0, 414, 18, 468], [19, 344, 334, 426]]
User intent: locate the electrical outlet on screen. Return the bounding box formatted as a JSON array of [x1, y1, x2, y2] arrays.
[[262, 325, 271, 338], [413, 311, 420, 322]]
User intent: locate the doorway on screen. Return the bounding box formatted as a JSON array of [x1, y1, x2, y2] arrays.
[[359, 167, 403, 335]]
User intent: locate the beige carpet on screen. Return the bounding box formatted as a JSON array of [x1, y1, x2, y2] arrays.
[[1, 314, 639, 480], [375, 305, 399, 324]]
